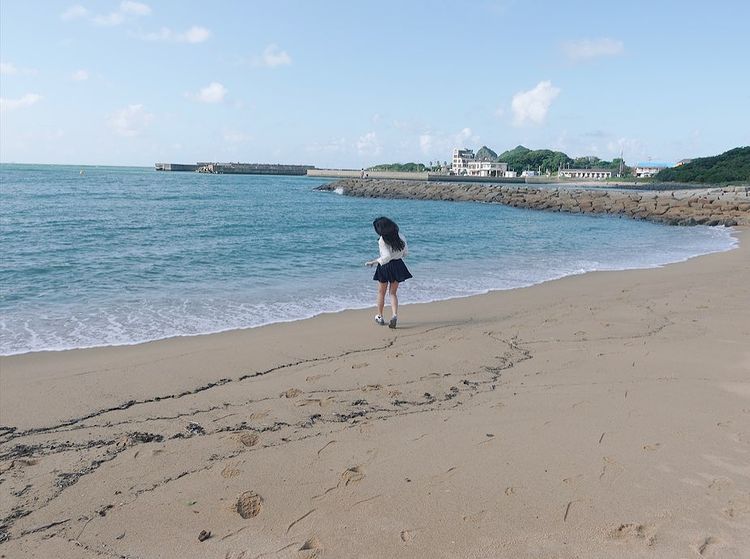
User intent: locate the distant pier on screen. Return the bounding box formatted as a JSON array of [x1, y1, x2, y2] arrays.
[[155, 163, 200, 172], [155, 162, 314, 176]]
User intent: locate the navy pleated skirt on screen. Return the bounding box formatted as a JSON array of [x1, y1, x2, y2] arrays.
[[373, 258, 413, 283]]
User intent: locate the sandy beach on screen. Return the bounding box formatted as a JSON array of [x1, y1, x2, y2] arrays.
[[1, 229, 748, 558]]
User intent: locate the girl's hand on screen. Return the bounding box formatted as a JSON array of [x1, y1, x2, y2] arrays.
[[365, 260, 376, 267]]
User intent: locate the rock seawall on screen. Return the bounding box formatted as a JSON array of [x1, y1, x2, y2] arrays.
[[316, 179, 750, 226]]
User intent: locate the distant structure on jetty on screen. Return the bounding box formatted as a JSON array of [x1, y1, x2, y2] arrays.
[[155, 162, 314, 176]]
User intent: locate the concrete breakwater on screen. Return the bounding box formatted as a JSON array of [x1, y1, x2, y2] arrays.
[[316, 179, 750, 226], [307, 169, 526, 183], [155, 162, 313, 175]]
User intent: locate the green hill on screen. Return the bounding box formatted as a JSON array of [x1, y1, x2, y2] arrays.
[[367, 162, 427, 172], [475, 145, 498, 161], [656, 147, 750, 183], [497, 145, 573, 173]]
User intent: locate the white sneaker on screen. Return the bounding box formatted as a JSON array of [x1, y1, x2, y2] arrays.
[[374, 315, 385, 325]]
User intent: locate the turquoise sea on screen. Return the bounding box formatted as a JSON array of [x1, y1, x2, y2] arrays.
[[0, 164, 737, 355]]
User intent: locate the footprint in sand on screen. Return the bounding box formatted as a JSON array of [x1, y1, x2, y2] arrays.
[[341, 465, 365, 486], [642, 443, 661, 451], [234, 432, 259, 448], [3, 457, 39, 472], [722, 498, 750, 519], [351, 362, 369, 369], [361, 384, 382, 392], [400, 530, 412, 543], [315, 465, 367, 499], [708, 477, 732, 491], [695, 536, 720, 556], [221, 462, 241, 478], [599, 456, 624, 481], [608, 523, 656, 546], [504, 486, 515, 496], [248, 410, 270, 420], [297, 397, 334, 409], [300, 535, 323, 553], [282, 388, 303, 399], [236, 491, 263, 519]]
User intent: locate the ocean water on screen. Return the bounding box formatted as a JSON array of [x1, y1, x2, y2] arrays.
[[0, 164, 737, 355]]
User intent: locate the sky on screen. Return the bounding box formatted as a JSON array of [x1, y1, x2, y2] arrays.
[[1, 0, 749, 168]]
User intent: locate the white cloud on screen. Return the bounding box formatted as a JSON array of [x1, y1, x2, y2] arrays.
[[0, 93, 43, 112], [1, 61, 38, 76], [606, 137, 646, 160], [71, 69, 89, 81], [61, 4, 88, 20], [511, 81, 560, 126], [419, 127, 478, 156], [120, 1, 151, 16], [64, 1, 151, 26], [182, 26, 211, 43], [306, 137, 348, 154], [1, 62, 18, 75], [107, 104, 153, 136], [357, 131, 382, 157], [562, 38, 624, 61], [140, 25, 211, 43], [253, 44, 292, 68], [92, 11, 125, 26], [189, 82, 227, 104], [419, 134, 433, 155], [455, 127, 473, 144]]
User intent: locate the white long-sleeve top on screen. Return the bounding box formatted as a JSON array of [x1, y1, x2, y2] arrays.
[[377, 233, 408, 265]]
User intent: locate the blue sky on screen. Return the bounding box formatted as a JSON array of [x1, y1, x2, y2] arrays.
[[1, 0, 749, 167]]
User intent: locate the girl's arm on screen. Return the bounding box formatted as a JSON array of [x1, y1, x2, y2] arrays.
[[366, 238, 389, 266], [375, 237, 393, 266]]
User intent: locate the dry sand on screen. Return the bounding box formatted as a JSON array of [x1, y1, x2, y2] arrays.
[[1, 230, 749, 558]]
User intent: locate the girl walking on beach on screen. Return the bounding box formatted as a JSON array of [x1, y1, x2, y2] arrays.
[[365, 217, 412, 328]]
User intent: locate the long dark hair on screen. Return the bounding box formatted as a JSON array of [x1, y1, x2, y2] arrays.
[[373, 217, 405, 251]]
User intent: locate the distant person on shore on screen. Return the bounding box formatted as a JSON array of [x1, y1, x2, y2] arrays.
[[365, 217, 412, 328], [360, 168, 365, 179]]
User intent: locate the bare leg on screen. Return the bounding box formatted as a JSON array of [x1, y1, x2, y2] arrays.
[[389, 281, 399, 317], [376, 282, 387, 316]]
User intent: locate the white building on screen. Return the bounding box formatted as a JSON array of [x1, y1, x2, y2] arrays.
[[634, 162, 673, 178], [521, 170, 537, 177], [504, 170, 518, 178], [467, 160, 508, 177], [452, 148, 475, 175], [558, 168, 613, 180]]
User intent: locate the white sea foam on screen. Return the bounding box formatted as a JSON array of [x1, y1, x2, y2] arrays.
[[0, 227, 737, 356]]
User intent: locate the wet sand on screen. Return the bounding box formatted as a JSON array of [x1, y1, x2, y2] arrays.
[[1, 229, 749, 558]]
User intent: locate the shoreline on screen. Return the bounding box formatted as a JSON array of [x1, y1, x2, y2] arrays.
[[0, 225, 738, 358], [1, 229, 748, 558]]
